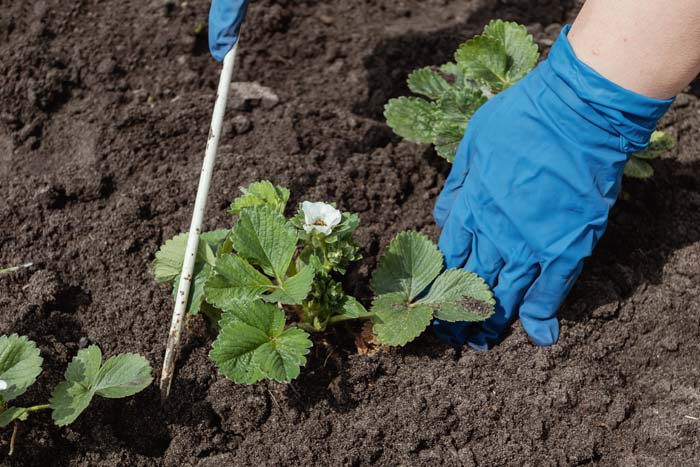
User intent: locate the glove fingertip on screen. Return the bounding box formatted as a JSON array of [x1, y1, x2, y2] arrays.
[[520, 315, 559, 347]]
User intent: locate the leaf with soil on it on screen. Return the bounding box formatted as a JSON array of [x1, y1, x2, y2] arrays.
[[370, 232, 495, 346]]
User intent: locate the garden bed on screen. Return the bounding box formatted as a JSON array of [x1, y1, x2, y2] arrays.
[[1, 0, 700, 465]]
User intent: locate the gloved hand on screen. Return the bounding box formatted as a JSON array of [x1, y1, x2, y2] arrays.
[[208, 0, 250, 61], [432, 25, 673, 349]]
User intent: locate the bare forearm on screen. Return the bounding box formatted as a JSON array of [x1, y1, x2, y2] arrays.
[[568, 0, 700, 99]]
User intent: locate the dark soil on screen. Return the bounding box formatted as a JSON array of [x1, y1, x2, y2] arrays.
[[2, 0, 700, 465]]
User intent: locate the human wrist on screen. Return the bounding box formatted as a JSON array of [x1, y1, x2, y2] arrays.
[[543, 25, 673, 153]]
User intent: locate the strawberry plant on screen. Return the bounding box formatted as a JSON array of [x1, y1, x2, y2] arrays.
[[0, 334, 152, 454], [384, 19, 675, 177], [153, 181, 495, 384]]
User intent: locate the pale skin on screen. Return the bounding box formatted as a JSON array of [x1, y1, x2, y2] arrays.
[[569, 0, 700, 99]]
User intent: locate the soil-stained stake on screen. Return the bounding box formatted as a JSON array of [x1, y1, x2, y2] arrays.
[[160, 43, 239, 399]]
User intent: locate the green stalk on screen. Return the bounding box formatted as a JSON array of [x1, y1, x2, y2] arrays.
[[25, 404, 50, 413], [327, 312, 376, 325]]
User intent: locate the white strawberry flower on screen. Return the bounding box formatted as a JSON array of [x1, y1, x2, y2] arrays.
[[302, 201, 341, 235], [0, 379, 7, 391]]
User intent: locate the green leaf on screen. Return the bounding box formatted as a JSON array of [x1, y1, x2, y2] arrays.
[[94, 353, 153, 398], [50, 346, 152, 426], [438, 88, 487, 125], [200, 229, 231, 249], [252, 327, 312, 382], [407, 67, 452, 100], [0, 334, 43, 403], [433, 119, 466, 163], [231, 206, 298, 280], [50, 381, 94, 427], [0, 407, 30, 428], [338, 296, 370, 319], [266, 264, 315, 305], [455, 20, 538, 92], [418, 269, 495, 322], [455, 35, 509, 92], [230, 181, 290, 216], [482, 19, 539, 85], [384, 97, 437, 144], [152, 229, 228, 283], [372, 293, 433, 346], [632, 130, 676, 160], [371, 232, 443, 301], [624, 156, 654, 179], [204, 255, 273, 310], [210, 302, 312, 383], [50, 346, 101, 426]]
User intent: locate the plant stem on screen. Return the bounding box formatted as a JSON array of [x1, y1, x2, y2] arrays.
[[9, 423, 17, 456], [0, 262, 33, 275], [25, 404, 50, 413], [7, 405, 49, 456], [327, 312, 376, 325]]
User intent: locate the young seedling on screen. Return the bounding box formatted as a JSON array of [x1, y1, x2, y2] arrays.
[[153, 180, 495, 384], [385, 19, 675, 177], [0, 334, 152, 455]]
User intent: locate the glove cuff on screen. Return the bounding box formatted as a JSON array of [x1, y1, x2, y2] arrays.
[[545, 25, 674, 153]]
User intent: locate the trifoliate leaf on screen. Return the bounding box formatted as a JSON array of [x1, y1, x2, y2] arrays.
[[384, 97, 437, 144], [152, 229, 228, 283], [632, 130, 676, 160], [172, 264, 211, 315], [252, 327, 313, 382], [231, 206, 298, 280], [204, 255, 273, 310], [50, 346, 152, 426], [93, 353, 153, 398], [371, 232, 443, 301], [482, 19, 539, 85], [230, 181, 290, 216], [407, 67, 453, 100], [455, 20, 538, 92], [624, 156, 654, 179], [0, 334, 43, 403], [0, 407, 30, 428], [266, 264, 315, 305], [210, 301, 312, 384], [372, 293, 433, 346], [417, 269, 495, 322]]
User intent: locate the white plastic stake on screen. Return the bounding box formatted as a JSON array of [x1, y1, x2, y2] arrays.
[[160, 43, 239, 399]]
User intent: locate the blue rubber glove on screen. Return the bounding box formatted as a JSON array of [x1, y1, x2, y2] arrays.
[[208, 0, 249, 61], [433, 25, 673, 349]]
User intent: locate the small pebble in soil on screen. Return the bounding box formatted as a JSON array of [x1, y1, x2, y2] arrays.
[[229, 115, 252, 135]]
